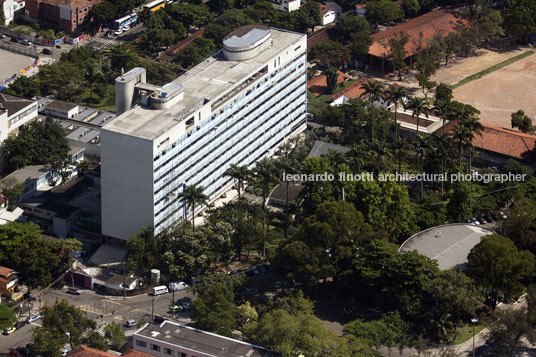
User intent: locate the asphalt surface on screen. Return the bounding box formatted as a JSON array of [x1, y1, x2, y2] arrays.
[[0, 287, 194, 353]]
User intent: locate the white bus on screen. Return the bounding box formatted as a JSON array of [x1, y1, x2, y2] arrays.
[[152, 285, 169, 295], [114, 13, 137, 30]]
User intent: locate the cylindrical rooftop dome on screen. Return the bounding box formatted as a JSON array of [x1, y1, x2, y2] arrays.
[[223, 25, 271, 61]]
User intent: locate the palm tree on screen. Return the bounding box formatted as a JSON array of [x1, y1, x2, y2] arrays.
[[391, 137, 414, 173], [223, 164, 251, 199], [450, 124, 471, 166], [252, 158, 278, 256], [432, 132, 453, 196], [415, 134, 434, 200], [384, 85, 408, 140], [346, 142, 370, 173], [371, 140, 393, 173], [177, 184, 208, 232], [405, 96, 431, 135], [275, 157, 296, 238], [433, 99, 452, 134], [360, 80, 385, 143], [460, 114, 483, 175]]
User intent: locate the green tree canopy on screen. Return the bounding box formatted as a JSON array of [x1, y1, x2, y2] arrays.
[[467, 234, 535, 309], [366, 0, 404, 25], [0, 303, 16, 330], [511, 109, 534, 134]]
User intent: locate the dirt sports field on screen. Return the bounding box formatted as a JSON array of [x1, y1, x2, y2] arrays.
[[453, 53, 536, 129]]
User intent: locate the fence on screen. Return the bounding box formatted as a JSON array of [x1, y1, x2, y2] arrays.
[[0, 40, 40, 58]]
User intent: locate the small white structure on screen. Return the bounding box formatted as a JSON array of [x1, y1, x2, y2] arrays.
[[1, 0, 25, 26], [269, 0, 301, 12], [319, 4, 337, 25], [105, 274, 138, 293], [0, 94, 38, 142], [41, 100, 80, 119]]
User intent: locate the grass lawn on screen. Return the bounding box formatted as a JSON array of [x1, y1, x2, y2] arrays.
[[80, 92, 116, 112], [451, 50, 535, 89], [10, 24, 34, 36], [452, 323, 486, 345]]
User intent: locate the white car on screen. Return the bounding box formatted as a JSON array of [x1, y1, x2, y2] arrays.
[[114, 29, 123, 36], [169, 281, 188, 292], [27, 315, 41, 323], [122, 25, 130, 31], [61, 348, 71, 356]]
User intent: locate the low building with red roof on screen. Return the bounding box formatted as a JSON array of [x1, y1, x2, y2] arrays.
[[444, 120, 536, 164], [307, 70, 349, 96], [366, 9, 468, 72]]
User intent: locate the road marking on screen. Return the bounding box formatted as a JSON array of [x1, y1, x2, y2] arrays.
[[114, 315, 123, 320]]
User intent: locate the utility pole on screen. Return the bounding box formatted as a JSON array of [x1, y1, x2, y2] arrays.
[[152, 295, 155, 323], [123, 264, 127, 300], [471, 317, 478, 357]]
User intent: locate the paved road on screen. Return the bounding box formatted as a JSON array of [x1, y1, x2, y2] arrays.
[[0, 322, 38, 353]]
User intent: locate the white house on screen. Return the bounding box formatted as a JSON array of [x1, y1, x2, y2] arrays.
[[319, 4, 337, 25], [269, 0, 301, 12], [41, 100, 80, 119], [0, 93, 38, 142], [1, 0, 25, 26], [105, 274, 139, 294]]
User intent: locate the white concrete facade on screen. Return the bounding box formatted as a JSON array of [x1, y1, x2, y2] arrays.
[[270, 0, 301, 12], [101, 27, 308, 241], [0, 96, 38, 142], [2, 0, 25, 26]]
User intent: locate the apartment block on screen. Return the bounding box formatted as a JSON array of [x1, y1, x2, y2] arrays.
[[101, 25, 307, 241], [25, 0, 102, 33]]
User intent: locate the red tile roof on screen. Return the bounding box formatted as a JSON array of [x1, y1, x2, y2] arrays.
[[307, 25, 335, 52], [369, 9, 468, 58], [0, 267, 15, 279], [355, 4, 367, 9], [307, 70, 350, 96], [330, 78, 369, 100], [445, 120, 536, 162], [319, 4, 334, 16], [121, 349, 153, 357], [67, 346, 116, 357]]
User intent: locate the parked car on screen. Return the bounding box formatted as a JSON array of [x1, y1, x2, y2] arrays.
[[3, 326, 16, 335], [181, 302, 192, 310], [485, 214, 494, 222], [42, 48, 53, 55], [0, 34, 6, 39], [67, 288, 82, 295], [125, 319, 137, 328], [61, 349, 71, 356], [9, 350, 22, 357], [10, 37, 21, 43], [26, 315, 40, 324], [122, 25, 130, 31], [114, 29, 123, 36], [14, 322, 25, 330], [168, 281, 188, 292], [478, 216, 488, 224], [21, 39, 32, 46], [154, 315, 167, 324], [55, 44, 61, 49]]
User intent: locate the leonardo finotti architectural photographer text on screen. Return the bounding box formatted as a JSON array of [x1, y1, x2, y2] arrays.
[[283, 172, 527, 184]]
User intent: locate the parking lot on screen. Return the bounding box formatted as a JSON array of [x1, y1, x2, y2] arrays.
[[0, 47, 36, 82]]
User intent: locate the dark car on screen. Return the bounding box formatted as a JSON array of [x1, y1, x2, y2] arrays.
[[11, 37, 21, 43], [56, 44, 62, 49], [14, 321, 25, 329], [154, 315, 167, 324], [42, 48, 53, 55]]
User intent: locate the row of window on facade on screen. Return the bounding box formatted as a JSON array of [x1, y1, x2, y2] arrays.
[[135, 340, 197, 357]]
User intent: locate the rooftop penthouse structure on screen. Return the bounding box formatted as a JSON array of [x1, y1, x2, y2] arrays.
[[101, 25, 307, 240]]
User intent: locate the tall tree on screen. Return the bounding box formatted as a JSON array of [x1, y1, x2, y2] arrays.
[[446, 181, 473, 222], [387, 32, 409, 80], [223, 163, 251, 199], [366, 0, 404, 25], [104, 322, 125, 350], [325, 65, 338, 94], [511, 109, 534, 133], [384, 84, 408, 139], [503, 0, 536, 42], [391, 137, 413, 173], [252, 158, 278, 256], [33, 299, 96, 353], [405, 96, 431, 135], [177, 184, 209, 232], [0, 303, 16, 330], [360, 80, 385, 143], [467, 234, 535, 309]]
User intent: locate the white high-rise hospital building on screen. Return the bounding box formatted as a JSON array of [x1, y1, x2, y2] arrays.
[[101, 25, 307, 241]]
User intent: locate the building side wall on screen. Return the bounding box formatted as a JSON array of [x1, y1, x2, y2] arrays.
[[134, 334, 220, 357], [100, 129, 155, 240]]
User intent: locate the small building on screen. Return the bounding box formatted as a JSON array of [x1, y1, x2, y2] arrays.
[[0, 93, 39, 141], [366, 9, 468, 72], [355, 3, 367, 17], [24, 0, 103, 33], [444, 120, 536, 165], [325, 1, 342, 14], [307, 140, 351, 157], [134, 320, 277, 357], [0, 266, 25, 301], [42, 100, 80, 119], [105, 273, 139, 295], [328, 79, 395, 110], [269, 0, 301, 12], [1, 0, 25, 26], [1, 165, 57, 198], [319, 4, 337, 25], [399, 224, 495, 270]]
